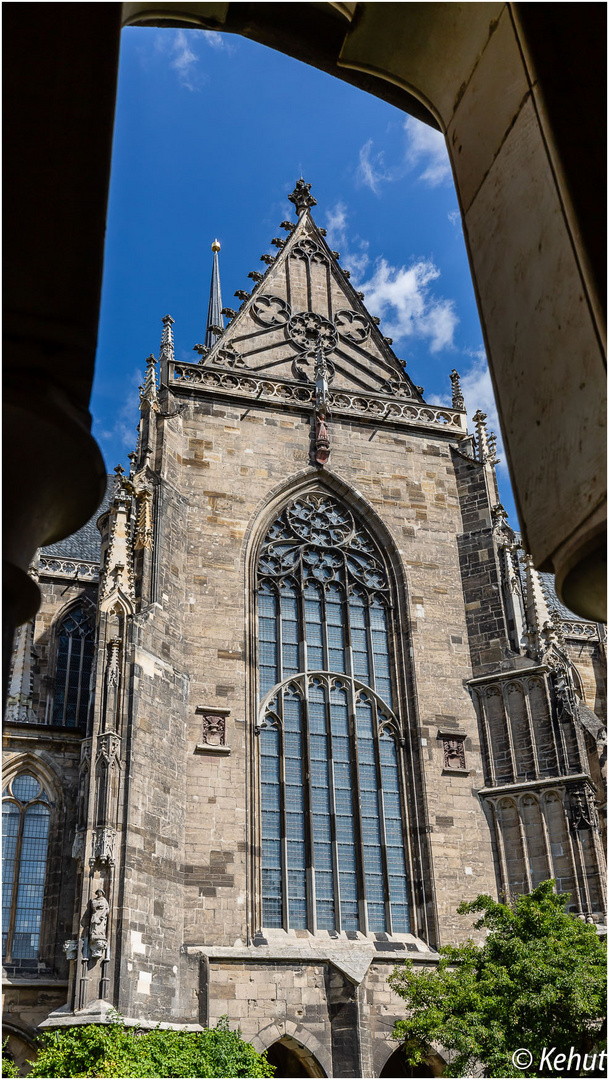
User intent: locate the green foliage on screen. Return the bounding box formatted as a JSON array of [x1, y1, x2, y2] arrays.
[[2, 1038, 20, 1078], [389, 881, 607, 1078], [26, 1015, 275, 1079]]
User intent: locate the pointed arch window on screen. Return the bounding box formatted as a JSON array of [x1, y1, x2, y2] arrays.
[[257, 493, 410, 935], [52, 605, 94, 727], [2, 774, 50, 963]]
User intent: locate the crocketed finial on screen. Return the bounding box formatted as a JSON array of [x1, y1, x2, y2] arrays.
[[450, 369, 465, 411], [288, 178, 317, 216]]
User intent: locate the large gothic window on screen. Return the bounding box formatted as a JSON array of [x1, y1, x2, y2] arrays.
[[2, 774, 50, 963], [52, 606, 94, 727], [257, 493, 410, 934]]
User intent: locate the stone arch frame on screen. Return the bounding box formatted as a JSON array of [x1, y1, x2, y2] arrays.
[[376, 1038, 448, 1078], [1, 1019, 39, 1073], [250, 1021, 331, 1078], [2, 753, 65, 970], [44, 592, 97, 728], [242, 465, 437, 947]]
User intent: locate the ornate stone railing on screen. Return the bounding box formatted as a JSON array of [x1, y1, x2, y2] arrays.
[[170, 362, 467, 434], [39, 557, 99, 581], [561, 620, 599, 641]]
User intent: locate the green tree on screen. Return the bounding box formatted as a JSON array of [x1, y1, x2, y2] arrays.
[[389, 881, 606, 1078], [25, 1015, 274, 1078]]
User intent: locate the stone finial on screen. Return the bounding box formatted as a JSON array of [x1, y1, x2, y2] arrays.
[[140, 354, 158, 410], [205, 245, 223, 349], [248, 271, 264, 283], [522, 552, 556, 660], [488, 430, 499, 465], [473, 409, 490, 462], [280, 220, 296, 232], [450, 369, 465, 411], [288, 178, 317, 216], [271, 237, 286, 249]]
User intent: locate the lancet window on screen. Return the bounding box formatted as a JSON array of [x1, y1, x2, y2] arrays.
[[2, 774, 50, 963], [256, 493, 410, 935], [52, 606, 94, 727]]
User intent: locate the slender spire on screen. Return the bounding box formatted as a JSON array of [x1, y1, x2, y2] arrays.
[[205, 239, 224, 348], [450, 369, 465, 411], [473, 409, 490, 462]]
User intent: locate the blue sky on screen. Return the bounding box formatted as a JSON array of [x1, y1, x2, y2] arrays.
[[93, 25, 517, 523]]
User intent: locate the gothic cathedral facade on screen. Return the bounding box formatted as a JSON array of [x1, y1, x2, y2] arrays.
[[4, 182, 606, 1078]]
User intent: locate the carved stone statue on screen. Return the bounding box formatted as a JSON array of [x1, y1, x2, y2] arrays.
[[88, 888, 109, 959]]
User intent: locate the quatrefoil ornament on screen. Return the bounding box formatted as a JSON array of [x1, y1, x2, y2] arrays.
[[334, 309, 370, 343]]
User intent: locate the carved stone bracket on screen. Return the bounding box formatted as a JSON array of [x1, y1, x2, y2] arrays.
[[195, 706, 231, 755], [568, 785, 599, 831], [437, 730, 468, 774], [89, 826, 117, 866]]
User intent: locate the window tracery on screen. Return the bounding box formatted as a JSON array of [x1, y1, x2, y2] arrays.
[[2, 773, 50, 963], [52, 605, 95, 727], [256, 493, 410, 935]]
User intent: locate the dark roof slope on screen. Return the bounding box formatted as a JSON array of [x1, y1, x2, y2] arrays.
[[42, 476, 113, 563]]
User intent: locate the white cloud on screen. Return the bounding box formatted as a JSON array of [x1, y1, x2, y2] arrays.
[[356, 119, 451, 196], [152, 29, 210, 90], [170, 30, 200, 90], [448, 209, 461, 227], [429, 349, 507, 470], [324, 202, 369, 282], [356, 140, 393, 194], [359, 258, 458, 352], [403, 116, 451, 187], [97, 368, 143, 466], [200, 30, 233, 51]]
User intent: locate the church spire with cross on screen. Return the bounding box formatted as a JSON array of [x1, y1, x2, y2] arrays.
[[204, 238, 224, 349]]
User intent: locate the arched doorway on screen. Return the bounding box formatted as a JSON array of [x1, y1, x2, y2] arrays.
[[266, 1036, 326, 1078], [380, 1045, 445, 1078]]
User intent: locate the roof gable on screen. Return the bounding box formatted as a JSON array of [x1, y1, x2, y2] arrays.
[[200, 206, 423, 401]]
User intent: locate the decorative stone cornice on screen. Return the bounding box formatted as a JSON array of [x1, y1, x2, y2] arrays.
[[171, 362, 467, 436]]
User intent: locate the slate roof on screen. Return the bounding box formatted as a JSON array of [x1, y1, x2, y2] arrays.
[[42, 476, 114, 564]]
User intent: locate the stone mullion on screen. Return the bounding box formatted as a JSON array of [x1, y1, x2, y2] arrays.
[[321, 583, 330, 674], [573, 829, 593, 916], [477, 690, 497, 787], [538, 795, 555, 881], [74, 633, 86, 729], [4, 803, 24, 963], [546, 673, 571, 775], [490, 800, 510, 901], [285, 254, 292, 310], [516, 798, 533, 892], [562, 798, 589, 915], [325, 261, 333, 321], [590, 827, 607, 912], [373, 703, 392, 936], [276, 583, 284, 687], [278, 687, 290, 932], [365, 594, 376, 695], [305, 255, 312, 311], [301, 678, 317, 935], [395, 731, 418, 938], [61, 634, 74, 725], [350, 681, 368, 936], [521, 682, 540, 780], [500, 684, 518, 783], [325, 680, 342, 934]]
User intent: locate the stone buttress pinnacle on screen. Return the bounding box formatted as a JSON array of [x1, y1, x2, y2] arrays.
[[205, 240, 224, 348]]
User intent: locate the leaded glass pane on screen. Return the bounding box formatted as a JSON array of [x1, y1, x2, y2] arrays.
[[52, 607, 94, 727]]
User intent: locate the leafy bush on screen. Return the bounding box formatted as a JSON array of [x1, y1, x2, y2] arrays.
[[2, 1038, 20, 1078], [389, 881, 607, 1077], [26, 1015, 274, 1078]]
